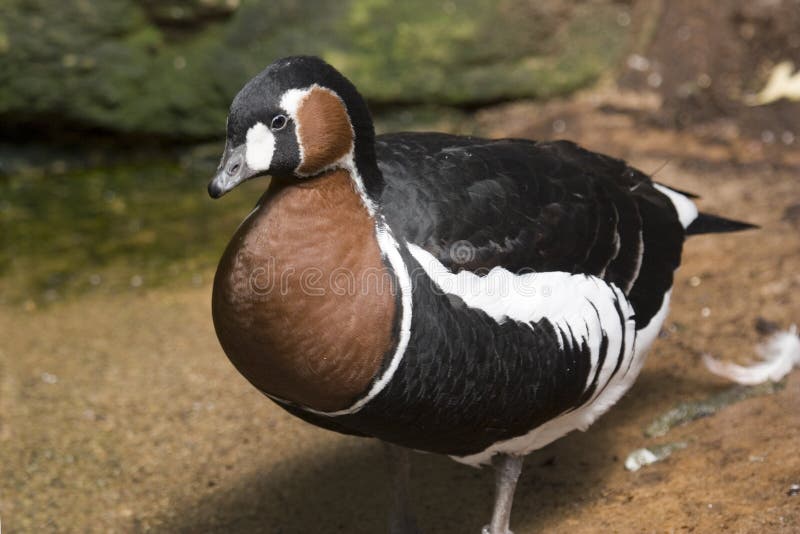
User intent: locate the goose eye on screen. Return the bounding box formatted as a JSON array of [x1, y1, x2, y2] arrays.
[[270, 114, 287, 131]]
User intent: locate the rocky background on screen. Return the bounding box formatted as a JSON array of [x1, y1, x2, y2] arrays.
[[1, 0, 799, 144], [1, 0, 635, 140]]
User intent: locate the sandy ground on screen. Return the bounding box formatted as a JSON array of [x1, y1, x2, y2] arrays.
[[2, 96, 800, 533]]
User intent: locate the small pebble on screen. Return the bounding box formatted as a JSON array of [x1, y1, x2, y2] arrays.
[[701, 307, 711, 318], [755, 317, 780, 335], [788, 484, 800, 497], [689, 276, 701, 287], [625, 442, 687, 471], [783, 203, 800, 226], [625, 448, 657, 471], [627, 54, 650, 72], [41, 372, 58, 384]]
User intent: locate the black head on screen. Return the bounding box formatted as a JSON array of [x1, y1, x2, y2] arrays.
[[208, 56, 379, 199]]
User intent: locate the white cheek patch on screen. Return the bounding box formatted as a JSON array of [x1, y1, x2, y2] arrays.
[[245, 122, 275, 172]]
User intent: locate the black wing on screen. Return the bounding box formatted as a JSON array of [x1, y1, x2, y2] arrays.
[[376, 132, 685, 328]]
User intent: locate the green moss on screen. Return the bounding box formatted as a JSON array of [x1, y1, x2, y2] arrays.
[[0, 160, 262, 305], [644, 380, 786, 438], [334, 0, 629, 104], [0, 0, 635, 138]]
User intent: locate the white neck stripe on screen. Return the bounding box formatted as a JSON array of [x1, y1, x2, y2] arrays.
[[299, 221, 412, 416]]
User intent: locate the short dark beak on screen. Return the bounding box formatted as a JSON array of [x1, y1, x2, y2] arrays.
[[208, 144, 255, 199]]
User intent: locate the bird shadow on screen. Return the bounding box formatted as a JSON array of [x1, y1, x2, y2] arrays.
[[154, 367, 715, 534]]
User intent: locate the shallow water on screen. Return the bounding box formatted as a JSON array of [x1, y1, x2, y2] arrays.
[[0, 160, 263, 307]]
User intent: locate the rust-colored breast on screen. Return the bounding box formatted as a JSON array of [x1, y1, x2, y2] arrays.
[[211, 170, 397, 412]]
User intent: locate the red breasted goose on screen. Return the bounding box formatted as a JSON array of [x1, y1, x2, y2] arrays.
[[208, 56, 756, 534]]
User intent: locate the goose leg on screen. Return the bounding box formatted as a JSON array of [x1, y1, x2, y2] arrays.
[[482, 454, 523, 534], [384, 443, 423, 534]]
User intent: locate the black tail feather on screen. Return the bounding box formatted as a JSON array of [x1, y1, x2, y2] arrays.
[[686, 212, 759, 235]]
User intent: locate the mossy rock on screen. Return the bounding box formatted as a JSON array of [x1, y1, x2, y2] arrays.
[[0, 0, 634, 140]]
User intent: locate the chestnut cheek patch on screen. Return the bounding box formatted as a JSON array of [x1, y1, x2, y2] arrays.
[[293, 86, 354, 176]]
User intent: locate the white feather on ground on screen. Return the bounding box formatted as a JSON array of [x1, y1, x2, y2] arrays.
[[703, 325, 800, 385], [747, 61, 800, 106]]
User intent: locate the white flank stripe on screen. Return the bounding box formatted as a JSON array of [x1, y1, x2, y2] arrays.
[[407, 244, 633, 370], [303, 222, 412, 416], [455, 292, 669, 467], [408, 243, 637, 434], [654, 183, 699, 228]]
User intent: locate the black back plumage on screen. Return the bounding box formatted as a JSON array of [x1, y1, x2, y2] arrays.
[[376, 132, 685, 328]]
